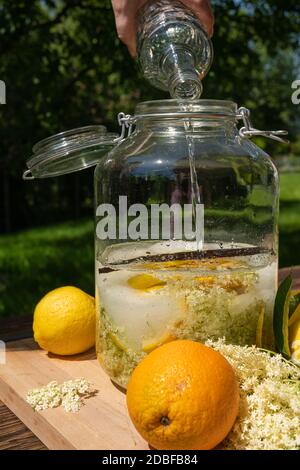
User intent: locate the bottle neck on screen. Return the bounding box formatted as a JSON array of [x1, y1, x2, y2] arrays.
[[162, 47, 203, 99]]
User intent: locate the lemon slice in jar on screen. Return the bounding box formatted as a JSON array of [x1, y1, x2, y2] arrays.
[[142, 332, 176, 353], [107, 331, 129, 353], [256, 304, 265, 348], [128, 274, 166, 291]]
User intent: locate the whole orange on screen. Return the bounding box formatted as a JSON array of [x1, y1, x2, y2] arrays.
[[126, 340, 239, 450]]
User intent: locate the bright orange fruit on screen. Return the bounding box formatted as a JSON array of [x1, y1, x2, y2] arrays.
[[126, 340, 239, 450]]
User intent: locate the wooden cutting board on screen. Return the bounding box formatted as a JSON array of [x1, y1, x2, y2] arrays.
[[0, 338, 148, 450]]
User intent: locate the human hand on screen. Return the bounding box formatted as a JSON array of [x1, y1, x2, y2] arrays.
[[111, 0, 214, 56]]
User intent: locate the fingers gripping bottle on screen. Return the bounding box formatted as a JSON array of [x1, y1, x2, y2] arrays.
[[137, 0, 213, 99]]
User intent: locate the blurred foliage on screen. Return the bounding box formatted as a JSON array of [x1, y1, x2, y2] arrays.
[[0, 0, 299, 316], [0, 0, 299, 233]]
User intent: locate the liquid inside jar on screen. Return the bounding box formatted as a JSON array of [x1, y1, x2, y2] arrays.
[[95, 241, 277, 388]]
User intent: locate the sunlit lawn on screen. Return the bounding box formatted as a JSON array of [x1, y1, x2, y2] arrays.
[[0, 219, 94, 317]]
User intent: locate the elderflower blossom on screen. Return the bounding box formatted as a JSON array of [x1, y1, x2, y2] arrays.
[[206, 339, 300, 450], [26, 378, 93, 413]]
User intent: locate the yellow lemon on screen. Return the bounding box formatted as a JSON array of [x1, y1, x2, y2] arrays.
[[291, 342, 300, 365], [289, 304, 300, 327], [33, 286, 95, 355], [289, 317, 300, 361]]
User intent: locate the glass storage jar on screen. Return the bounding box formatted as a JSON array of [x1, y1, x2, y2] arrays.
[[24, 99, 285, 389], [93, 100, 280, 387]]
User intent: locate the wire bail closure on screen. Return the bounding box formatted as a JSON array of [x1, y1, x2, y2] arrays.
[[237, 107, 289, 143], [115, 112, 133, 142], [23, 169, 34, 180]]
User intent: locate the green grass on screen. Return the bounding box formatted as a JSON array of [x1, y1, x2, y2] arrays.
[[0, 172, 299, 318], [278, 202, 300, 233], [278, 172, 300, 268], [0, 219, 94, 317], [279, 173, 300, 202]]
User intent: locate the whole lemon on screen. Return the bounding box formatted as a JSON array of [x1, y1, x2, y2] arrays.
[[126, 340, 239, 450], [33, 286, 95, 355], [289, 316, 300, 365]]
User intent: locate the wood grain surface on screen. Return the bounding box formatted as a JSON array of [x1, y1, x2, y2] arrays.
[[0, 401, 46, 450], [0, 338, 148, 450]]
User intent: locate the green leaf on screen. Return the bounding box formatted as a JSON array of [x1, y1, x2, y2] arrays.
[[273, 274, 292, 357]]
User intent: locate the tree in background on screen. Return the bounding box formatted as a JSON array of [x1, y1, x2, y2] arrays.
[[0, 0, 299, 233]]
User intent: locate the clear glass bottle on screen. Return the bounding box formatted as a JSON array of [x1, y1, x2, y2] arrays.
[[137, 0, 213, 99], [24, 99, 286, 389]]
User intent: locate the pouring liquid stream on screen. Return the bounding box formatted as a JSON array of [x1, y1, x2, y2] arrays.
[[179, 100, 203, 251]]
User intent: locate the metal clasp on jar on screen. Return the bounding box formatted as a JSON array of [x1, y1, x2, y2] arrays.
[[115, 112, 134, 142], [237, 107, 289, 143]]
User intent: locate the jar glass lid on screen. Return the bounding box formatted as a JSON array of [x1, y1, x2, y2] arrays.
[[23, 125, 118, 179]]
